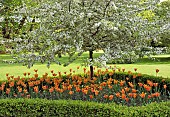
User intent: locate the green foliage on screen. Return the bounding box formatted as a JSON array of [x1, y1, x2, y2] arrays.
[[112, 72, 170, 83], [138, 10, 155, 21], [0, 98, 169, 117]]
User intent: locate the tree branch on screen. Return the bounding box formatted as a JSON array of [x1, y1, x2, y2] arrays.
[[91, 25, 101, 37], [103, 0, 112, 17], [15, 16, 27, 34], [29, 17, 35, 31], [68, 0, 71, 12]]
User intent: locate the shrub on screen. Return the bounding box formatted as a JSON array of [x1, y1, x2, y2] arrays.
[[0, 99, 169, 117]]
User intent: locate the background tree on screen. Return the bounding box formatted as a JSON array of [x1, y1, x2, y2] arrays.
[[0, 0, 39, 53], [156, 0, 170, 49], [8, 0, 168, 78]]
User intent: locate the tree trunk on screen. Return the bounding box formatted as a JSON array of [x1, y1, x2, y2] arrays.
[[89, 50, 93, 79], [58, 52, 62, 58]]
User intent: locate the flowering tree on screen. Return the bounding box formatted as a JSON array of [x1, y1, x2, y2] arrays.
[[0, 0, 39, 53], [3, 0, 168, 77], [155, 0, 170, 48]]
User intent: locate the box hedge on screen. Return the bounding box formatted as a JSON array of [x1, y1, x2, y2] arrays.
[[0, 99, 169, 117]]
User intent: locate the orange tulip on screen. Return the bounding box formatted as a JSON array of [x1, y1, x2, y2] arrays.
[[52, 73, 57, 77], [109, 95, 114, 100], [6, 88, 10, 94], [128, 82, 134, 88], [6, 73, 9, 77], [28, 72, 30, 76], [34, 74, 38, 78], [134, 68, 137, 72], [23, 72, 27, 76], [108, 85, 113, 89], [109, 72, 113, 76], [162, 79, 165, 82], [101, 82, 107, 86], [103, 94, 108, 99], [147, 80, 153, 87], [17, 86, 22, 93], [83, 68, 86, 73], [145, 86, 151, 92], [91, 88, 95, 93], [128, 93, 133, 98], [59, 89, 64, 93], [138, 83, 143, 87], [121, 89, 125, 94], [118, 68, 121, 72], [21, 82, 27, 88], [13, 93, 17, 97], [148, 95, 152, 99], [67, 85, 72, 90], [133, 93, 137, 98], [11, 76, 14, 79], [119, 80, 125, 87], [76, 87, 81, 92], [0, 84, 5, 91], [28, 82, 34, 87], [49, 87, 54, 93], [34, 69, 38, 72], [7, 77, 10, 81], [124, 87, 130, 92], [107, 80, 112, 85], [51, 70, 54, 73], [42, 85, 48, 90], [154, 92, 160, 97], [82, 89, 88, 95], [156, 69, 159, 73], [94, 90, 99, 96], [151, 93, 155, 98], [84, 78, 89, 83], [138, 73, 142, 77], [126, 77, 129, 81], [132, 89, 137, 93], [27, 94, 31, 98], [99, 86, 103, 91], [116, 92, 121, 98], [122, 68, 125, 72], [33, 86, 39, 93], [125, 98, 129, 102], [128, 71, 132, 74], [133, 75, 136, 79], [163, 85, 167, 89], [89, 95, 93, 99], [153, 83, 158, 87], [0, 87, 2, 91], [9, 81, 15, 87], [58, 72, 61, 77], [69, 91, 74, 95], [23, 89, 28, 94], [139, 92, 146, 98], [113, 79, 118, 84], [121, 94, 126, 100]]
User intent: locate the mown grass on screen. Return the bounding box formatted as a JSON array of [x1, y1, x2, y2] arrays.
[[0, 52, 170, 80]]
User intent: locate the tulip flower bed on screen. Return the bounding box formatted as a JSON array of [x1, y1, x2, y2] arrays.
[[0, 67, 169, 107]]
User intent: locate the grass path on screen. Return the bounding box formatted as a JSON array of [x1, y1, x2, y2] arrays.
[[0, 52, 170, 80]]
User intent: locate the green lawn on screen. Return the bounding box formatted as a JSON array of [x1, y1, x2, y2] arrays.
[[0, 52, 170, 80]]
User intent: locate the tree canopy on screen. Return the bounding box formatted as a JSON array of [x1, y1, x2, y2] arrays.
[[0, 0, 169, 77]]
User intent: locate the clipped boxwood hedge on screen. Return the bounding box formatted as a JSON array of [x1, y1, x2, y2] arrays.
[[0, 98, 169, 117]]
